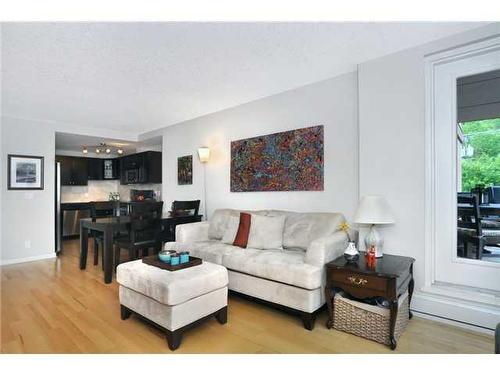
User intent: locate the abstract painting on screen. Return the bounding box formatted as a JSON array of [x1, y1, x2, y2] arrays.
[[230, 125, 324, 192], [177, 155, 193, 185]]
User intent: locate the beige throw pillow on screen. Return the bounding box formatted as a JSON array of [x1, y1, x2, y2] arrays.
[[221, 216, 240, 244], [247, 214, 286, 250]]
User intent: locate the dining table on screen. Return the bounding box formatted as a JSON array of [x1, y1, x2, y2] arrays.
[[79, 214, 203, 283]]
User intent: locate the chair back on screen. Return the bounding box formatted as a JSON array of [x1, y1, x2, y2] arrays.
[[484, 186, 500, 204], [90, 201, 117, 221], [129, 210, 162, 245], [457, 193, 483, 236], [129, 201, 164, 218], [171, 200, 200, 216]]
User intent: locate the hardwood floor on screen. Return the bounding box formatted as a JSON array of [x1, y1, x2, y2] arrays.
[[0, 240, 494, 354]]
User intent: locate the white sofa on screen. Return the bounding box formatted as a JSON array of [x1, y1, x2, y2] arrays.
[[165, 208, 352, 330]]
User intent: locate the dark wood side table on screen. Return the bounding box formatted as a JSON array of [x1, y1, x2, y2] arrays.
[[325, 253, 415, 350]]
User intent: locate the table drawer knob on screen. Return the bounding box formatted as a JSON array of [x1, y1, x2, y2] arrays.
[[348, 276, 368, 286]]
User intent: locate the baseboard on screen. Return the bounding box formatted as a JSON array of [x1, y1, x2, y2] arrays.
[[412, 311, 494, 335], [412, 290, 500, 331], [0, 252, 56, 266]]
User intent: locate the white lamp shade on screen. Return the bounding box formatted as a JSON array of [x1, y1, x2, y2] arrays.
[[198, 147, 210, 163], [353, 195, 395, 224]]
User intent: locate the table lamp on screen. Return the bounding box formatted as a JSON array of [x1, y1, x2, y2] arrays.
[[353, 195, 395, 258]]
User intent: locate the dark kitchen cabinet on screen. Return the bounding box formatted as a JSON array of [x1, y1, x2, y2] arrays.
[[120, 151, 162, 185], [88, 158, 104, 180], [56, 156, 89, 186], [103, 158, 120, 180], [88, 158, 120, 180]]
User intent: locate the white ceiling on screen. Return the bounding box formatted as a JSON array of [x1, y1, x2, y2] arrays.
[[2, 22, 485, 134]]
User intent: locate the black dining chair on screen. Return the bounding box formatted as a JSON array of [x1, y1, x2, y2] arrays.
[[162, 200, 201, 242], [171, 200, 200, 217], [89, 201, 118, 267], [113, 211, 163, 268], [457, 194, 500, 259], [128, 201, 164, 217], [113, 201, 164, 268], [484, 186, 500, 204]]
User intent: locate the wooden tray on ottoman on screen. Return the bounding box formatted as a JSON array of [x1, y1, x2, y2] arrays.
[[142, 255, 202, 271]]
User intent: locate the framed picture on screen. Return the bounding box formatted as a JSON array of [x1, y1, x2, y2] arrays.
[[8, 154, 44, 190], [177, 155, 193, 185], [231, 125, 324, 192]]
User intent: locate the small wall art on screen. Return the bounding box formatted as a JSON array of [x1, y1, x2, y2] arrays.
[[177, 155, 193, 185], [8, 154, 44, 190]]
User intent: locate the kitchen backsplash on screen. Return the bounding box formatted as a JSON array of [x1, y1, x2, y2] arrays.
[[61, 181, 162, 203]]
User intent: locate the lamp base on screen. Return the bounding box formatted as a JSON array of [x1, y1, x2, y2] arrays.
[[364, 225, 384, 258]]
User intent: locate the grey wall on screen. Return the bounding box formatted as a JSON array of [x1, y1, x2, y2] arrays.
[[160, 71, 359, 220], [0, 117, 139, 264], [1, 117, 56, 264]]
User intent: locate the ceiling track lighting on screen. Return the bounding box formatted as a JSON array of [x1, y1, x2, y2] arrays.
[[82, 143, 124, 155]]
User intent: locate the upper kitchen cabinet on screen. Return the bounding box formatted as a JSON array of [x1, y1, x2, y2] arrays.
[[88, 158, 104, 180], [120, 151, 162, 185], [103, 158, 120, 180], [88, 158, 120, 180], [56, 156, 89, 186]]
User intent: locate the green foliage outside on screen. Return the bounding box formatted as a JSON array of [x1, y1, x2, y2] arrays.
[[461, 118, 500, 192]]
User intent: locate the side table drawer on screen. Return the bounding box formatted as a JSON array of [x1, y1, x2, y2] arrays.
[[329, 269, 388, 292]]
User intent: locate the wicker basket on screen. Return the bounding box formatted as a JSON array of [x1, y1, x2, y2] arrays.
[[333, 292, 409, 346]]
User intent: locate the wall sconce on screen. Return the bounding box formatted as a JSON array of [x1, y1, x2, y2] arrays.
[[198, 147, 210, 163]]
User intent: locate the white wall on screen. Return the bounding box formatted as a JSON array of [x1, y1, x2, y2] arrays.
[[1, 117, 56, 264], [357, 24, 500, 295], [160, 72, 359, 220]]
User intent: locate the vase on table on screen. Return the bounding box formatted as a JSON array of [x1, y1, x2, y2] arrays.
[[343, 241, 359, 262]]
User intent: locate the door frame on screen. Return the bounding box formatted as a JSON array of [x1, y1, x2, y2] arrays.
[[422, 35, 500, 329]]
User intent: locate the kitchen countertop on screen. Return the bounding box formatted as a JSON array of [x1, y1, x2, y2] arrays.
[[61, 200, 162, 208]]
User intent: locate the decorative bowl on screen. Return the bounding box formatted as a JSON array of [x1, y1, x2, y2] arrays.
[[158, 250, 176, 263]]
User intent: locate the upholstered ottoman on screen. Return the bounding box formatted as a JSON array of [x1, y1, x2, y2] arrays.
[[116, 259, 228, 350]]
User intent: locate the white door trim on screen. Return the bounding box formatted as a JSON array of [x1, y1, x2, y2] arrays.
[[424, 35, 500, 329]]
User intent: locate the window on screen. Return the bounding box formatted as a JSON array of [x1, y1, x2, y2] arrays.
[[458, 118, 500, 192]]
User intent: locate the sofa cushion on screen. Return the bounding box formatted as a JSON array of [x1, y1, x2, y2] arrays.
[[221, 216, 240, 244], [233, 212, 251, 248], [116, 259, 228, 306], [247, 214, 286, 250], [222, 248, 322, 290], [165, 240, 236, 265], [208, 208, 270, 240], [268, 210, 345, 250], [208, 209, 239, 240]]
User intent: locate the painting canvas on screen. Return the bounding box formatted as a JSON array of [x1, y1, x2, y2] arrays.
[[178, 155, 193, 185], [8, 154, 44, 190], [231, 125, 324, 192]]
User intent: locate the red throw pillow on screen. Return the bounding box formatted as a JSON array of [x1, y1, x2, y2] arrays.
[[233, 212, 251, 248]]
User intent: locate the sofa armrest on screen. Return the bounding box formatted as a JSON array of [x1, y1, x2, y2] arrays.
[[305, 231, 348, 268], [175, 221, 210, 243]]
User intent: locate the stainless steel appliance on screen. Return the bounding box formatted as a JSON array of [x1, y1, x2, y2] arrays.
[[62, 208, 90, 237], [55, 162, 91, 253]]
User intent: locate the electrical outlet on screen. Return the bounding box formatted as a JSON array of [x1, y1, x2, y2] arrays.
[[24, 240, 31, 249]]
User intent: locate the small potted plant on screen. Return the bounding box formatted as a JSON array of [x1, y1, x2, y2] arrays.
[[339, 221, 359, 262]]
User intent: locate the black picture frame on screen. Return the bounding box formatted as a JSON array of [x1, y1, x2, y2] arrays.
[[7, 154, 45, 190]]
